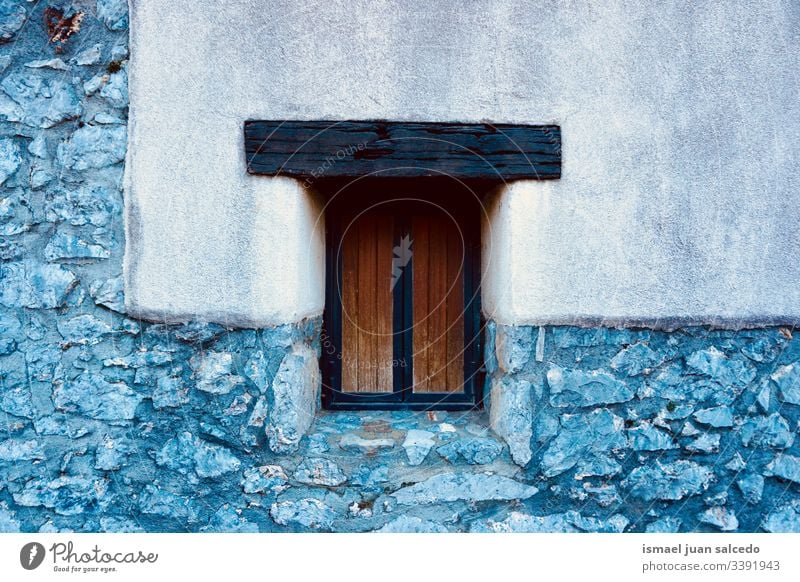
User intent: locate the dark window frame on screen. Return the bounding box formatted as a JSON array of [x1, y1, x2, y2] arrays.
[[319, 178, 486, 411]]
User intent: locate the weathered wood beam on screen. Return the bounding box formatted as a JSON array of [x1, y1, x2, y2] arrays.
[[244, 120, 560, 180]]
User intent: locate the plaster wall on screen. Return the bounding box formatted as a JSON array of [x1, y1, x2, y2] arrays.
[[127, 0, 800, 327]]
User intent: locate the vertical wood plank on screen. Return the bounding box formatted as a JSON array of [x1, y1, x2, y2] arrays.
[[375, 211, 394, 393], [446, 222, 465, 392], [357, 213, 377, 391], [341, 211, 359, 392], [427, 215, 448, 390], [412, 215, 430, 390]]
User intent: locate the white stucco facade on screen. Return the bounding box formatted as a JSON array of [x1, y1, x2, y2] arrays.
[[126, 0, 800, 328]]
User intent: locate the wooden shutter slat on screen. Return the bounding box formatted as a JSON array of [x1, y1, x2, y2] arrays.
[[412, 215, 430, 391], [341, 210, 360, 392], [446, 224, 465, 392]]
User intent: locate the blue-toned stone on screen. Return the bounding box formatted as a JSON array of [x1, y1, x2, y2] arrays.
[[0, 311, 22, 341], [575, 454, 622, 479], [57, 314, 113, 346], [0, 261, 78, 308], [547, 365, 633, 407], [223, 392, 252, 416], [84, 73, 106, 96], [44, 231, 112, 261], [0, 337, 16, 355], [740, 413, 794, 449], [489, 376, 533, 465], [46, 185, 119, 227], [628, 422, 676, 451], [104, 347, 173, 368], [241, 465, 289, 494], [685, 432, 720, 454], [246, 396, 268, 429], [471, 510, 628, 533], [541, 409, 626, 478], [0, 1, 25, 41], [99, 517, 145, 533], [339, 433, 394, 453], [72, 45, 103, 66], [725, 452, 746, 472], [532, 411, 559, 444], [0, 138, 21, 185], [190, 351, 244, 394], [243, 350, 277, 391], [266, 346, 320, 453], [437, 437, 503, 465], [350, 464, 389, 488], [0, 73, 82, 128], [293, 458, 347, 487], [610, 342, 665, 376], [772, 364, 800, 405], [0, 502, 20, 532], [0, 439, 45, 461], [741, 335, 785, 363], [391, 472, 537, 505], [495, 324, 532, 373], [737, 473, 764, 504], [174, 321, 226, 344], [756, 383, 772, 413], [762, 501, 800, 532], [680, 422, 699, 436], [57, 125, 127, 170], [94, 435, 133, 471], [581, 483, 622, 507], [686, 347, 755, 387], [202, 505, 259, 533], [0, 386, 34, 418], [698, 507, 738, 531], [704, 488, 728, 507], [152, 376, 189, 409], [402, 429, 435, 465], [33, 415, 90, 438], [552, 327, 643, 348], [377, 515, 449, 533], [28, 133, 47, 157], [25, 343, 61, 383], [111, 42, 128, 61], [138, 485, 199, 522], [25, 58, 69, 71], [622, 461, 714, 501], [764, 454, 800, 485], [53, 373, 142, 421], [156, 432, 241, 479], [100, 68, 127, 107], [30, 163, 56, 189], [270, 498, 336, 530], [307, 433, 329, 454], [13, 476, 106, 516], [645, 517, 682, 533], [483, 319, 498, 376], [97, 0, 129, 31], [693, 406, 734, 428], [470, 511, 571, 532]]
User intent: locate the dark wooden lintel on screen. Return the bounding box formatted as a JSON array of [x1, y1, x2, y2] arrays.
[[244, 120, 561, 181]]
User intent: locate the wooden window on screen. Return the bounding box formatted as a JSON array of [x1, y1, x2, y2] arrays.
[[243, 118, 561, 409], [321, 179, 483, 410]]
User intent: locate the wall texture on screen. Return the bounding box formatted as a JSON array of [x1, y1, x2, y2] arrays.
[[128, 0, 800, 327], [1, 1, 799, 534]]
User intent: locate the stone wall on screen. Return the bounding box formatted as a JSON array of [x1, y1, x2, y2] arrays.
[[485, 322, 800, 532], [1, 2, 799, 534]]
